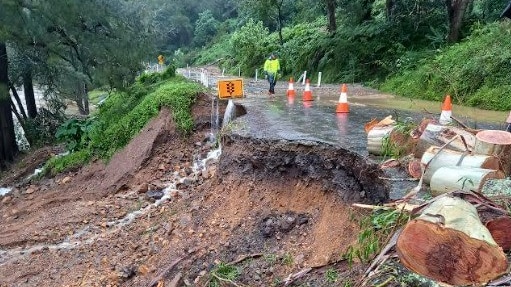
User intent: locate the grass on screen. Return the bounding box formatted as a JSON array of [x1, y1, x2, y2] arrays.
[[208, 262, 241, 287], [343, 209, 408, 266], [325, 268, 339, 283], [43, 67, 203, 175]]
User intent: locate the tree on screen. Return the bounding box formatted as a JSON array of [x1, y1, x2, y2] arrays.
[[0, 42, 17, 168], [193, 10, 219, 47], [239, 0, 295, 45], [445, 0, 473, 42], [323, 0, 337, 33]]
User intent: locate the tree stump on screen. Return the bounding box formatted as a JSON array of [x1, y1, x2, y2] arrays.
[[474, 130, 511, 176], [421, 146, 500, 184], [367, 126, 395, 155], [430, 166, 504, 196], [486, 216, 511, 251], [397, 196, 508, 286], [415, 124, 475, 158]]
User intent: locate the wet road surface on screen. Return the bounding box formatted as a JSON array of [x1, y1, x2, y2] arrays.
[[180, 67, 506, 157]]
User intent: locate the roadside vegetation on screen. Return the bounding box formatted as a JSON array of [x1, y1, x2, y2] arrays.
[[2, 0, 510, 166], [44, 66, 203, 175]]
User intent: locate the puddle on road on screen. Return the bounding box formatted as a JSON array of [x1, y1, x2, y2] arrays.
[[350, 96, 508, 127]]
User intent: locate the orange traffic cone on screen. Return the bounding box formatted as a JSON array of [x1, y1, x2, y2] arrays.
[[287, 77, 296, 97], [336, 84, 349, 113], [439, 94, 452, 125], [302, 79, 313, 101]]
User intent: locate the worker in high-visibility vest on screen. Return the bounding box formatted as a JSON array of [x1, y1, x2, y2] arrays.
[[263, 53, 280, 96], [157, 55, 165, 72]]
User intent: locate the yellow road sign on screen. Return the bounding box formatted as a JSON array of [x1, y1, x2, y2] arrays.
[[218, 78, 244, 99], [158, 55, 165, 65]]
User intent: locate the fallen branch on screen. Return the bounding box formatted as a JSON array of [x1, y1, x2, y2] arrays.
[[450, 115, 469, 129], [227, 253, 263, 266], [211, 273, 246, 287], [364, 229, 402, 277], [377, 177, 418, 182], [488, 274, 511, 286], [282, 268, 313, 286], [146, 257, 184, 287]]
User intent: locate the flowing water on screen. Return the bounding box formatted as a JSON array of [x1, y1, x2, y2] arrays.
[[0, 146, 222, 265], [0, 67, 228, 266]]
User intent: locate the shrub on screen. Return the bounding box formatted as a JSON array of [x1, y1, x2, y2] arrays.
[[382, 22, 511, 111]]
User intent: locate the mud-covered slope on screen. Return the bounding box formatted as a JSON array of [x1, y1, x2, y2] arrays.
[[220, 135, 389, 204], [0, 92, 380, 287]]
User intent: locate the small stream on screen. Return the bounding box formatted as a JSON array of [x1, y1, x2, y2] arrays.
[[0, 145, 223, 266], [0, 77, 236, 266]]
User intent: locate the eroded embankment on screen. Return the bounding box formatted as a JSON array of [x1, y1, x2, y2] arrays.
[[219, 134, 389, 204]]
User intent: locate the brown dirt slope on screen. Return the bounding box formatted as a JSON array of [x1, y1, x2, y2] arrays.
[[0, 92, 369, 287]]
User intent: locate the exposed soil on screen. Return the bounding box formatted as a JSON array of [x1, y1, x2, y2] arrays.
[[0, 92, 385, 286]]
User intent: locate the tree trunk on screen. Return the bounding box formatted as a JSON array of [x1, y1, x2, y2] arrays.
[[474, 130, 511, 176], [276, 0, 284, 45], [324, 0, 337, 33], [9, 82, 27, 119], [367, 125, 395, 155], [397, 196, 508, 286], [445, 0, 472, 43], [23, 69, 37, 118], [83, 82, 89, 115], [0, 42, 18, 169], [430, 166, 504, 196], [415, 123, 475, 158], [420, 146, 500, 184]]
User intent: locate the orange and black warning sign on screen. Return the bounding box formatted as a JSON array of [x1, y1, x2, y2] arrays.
[[218, 78, 244, 99]]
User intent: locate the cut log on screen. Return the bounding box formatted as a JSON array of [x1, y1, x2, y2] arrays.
[[367, 126, 395, 155], [486, 216, 511, 251], [430, 166, 504, 196], [415, 124, 475, 158], [420, 146, 500, 184], [407, 159, 422, 179], [474, 130, 511, 176], [397, 196, 508, 286]]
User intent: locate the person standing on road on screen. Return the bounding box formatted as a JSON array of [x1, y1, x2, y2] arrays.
[[263, 53, 281, 96]]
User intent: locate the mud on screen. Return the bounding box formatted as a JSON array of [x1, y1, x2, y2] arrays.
[[0, 92, 374, 287], [220, 135, 389, 204]]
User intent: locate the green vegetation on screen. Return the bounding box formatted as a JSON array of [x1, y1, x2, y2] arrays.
[[3, 0, 511, 170], [382, 22, 511, 111], [281, 253, 294, 266], [43, 66, 203, 175], [344, 209, 407, 266], [208, 262, 241, 287], [325, 268, 339, 283]]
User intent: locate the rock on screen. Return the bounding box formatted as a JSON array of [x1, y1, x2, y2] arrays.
[[2, 196, 12, 204], [24, 187, 36, 194], [146, 190, 164, 201], [136, 183, 149, 194], [61, 176, 72, 184], [297, 214, 309, 225], [295, 254, 305, 266], [201, 169, 209, 179], [158, 164, 166, 170], [138, 265, 150, 275]]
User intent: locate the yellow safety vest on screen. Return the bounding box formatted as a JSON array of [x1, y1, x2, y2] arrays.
[[264, 59, 280, 75]]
